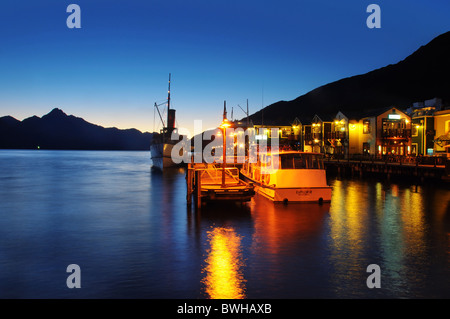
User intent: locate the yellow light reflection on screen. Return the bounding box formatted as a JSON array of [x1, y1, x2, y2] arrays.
[[202, 227, 246, 299], [399, 187, 426, 257], [328, 180, 369, 288], [392, 184, 399, 197]]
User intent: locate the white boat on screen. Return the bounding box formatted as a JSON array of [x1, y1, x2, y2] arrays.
[[240, 150, 332, 204], [150, 73, 185, 171], [150, 140, 182, 170]]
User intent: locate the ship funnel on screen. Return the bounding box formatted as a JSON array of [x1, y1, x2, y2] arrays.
[[168, 109, 176, 130]]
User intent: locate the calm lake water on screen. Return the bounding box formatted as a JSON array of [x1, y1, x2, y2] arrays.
[[0, 150, 449, 299]]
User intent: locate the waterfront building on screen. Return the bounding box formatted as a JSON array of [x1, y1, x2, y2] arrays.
[[303, 115, 332, 154], [376, 107, 411, 156], [242, 98, 449, 160], [410, 107, 436, 156], [433, 108, 450, 157], [290, 117, 303, 150], [347, 107, 411, 157], [252, 117, 303, 150], [328, 111, 349, 157], [253, 123, 292, 146], [406, 97, 443, 115], [348, 114, 377, 156], [407, 98, 443, 156]]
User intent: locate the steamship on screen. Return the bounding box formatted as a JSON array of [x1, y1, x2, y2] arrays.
[[150, 74, 185, 171]]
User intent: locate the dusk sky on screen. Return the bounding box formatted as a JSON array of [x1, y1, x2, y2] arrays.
[[0, 0, 449, 136]]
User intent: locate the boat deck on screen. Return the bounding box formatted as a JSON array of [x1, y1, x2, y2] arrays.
[[186, 163, 255, 206]]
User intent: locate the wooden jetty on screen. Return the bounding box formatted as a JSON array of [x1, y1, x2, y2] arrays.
[[324, 157, 448, 181], [186, 163, 255, 207]]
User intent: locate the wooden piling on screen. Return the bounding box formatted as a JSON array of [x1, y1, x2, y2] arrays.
[[186, 166, 193, 204], [196, 169, 202, 208]]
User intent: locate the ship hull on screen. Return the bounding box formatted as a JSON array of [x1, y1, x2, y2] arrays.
[[150, 142, 183, 171]]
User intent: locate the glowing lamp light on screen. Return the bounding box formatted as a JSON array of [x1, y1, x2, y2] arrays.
[[220, 119, 231, 129], [219, 118, 231, 188]]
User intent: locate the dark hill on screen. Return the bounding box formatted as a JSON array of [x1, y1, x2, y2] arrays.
[[247, 31, 450, 124], [0, 108, 153, 150]]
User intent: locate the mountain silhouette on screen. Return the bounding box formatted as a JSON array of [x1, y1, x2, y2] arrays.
[[247, 31, 450, 124], [0, 108, 153, 150]]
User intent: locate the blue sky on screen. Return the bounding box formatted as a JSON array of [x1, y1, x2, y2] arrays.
[[0, 0, 449, 135]]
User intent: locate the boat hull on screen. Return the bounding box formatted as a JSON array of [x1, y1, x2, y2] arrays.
[[240, 173, 332, 203], [257, 184, 332, 203], [150, 142, 183, 171], [201, 184, 255, 202]]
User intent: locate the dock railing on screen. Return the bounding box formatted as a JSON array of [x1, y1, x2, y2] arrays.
[[186, 162, 254, 207], [325, 154, 447, 167]]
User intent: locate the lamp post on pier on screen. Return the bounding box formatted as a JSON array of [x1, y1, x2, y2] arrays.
[[220, 101, 231, 188]]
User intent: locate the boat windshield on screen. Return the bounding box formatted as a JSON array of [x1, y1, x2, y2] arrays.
[[279, 153, 323, 169]]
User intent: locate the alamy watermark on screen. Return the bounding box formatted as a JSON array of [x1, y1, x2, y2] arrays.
[[366, 264, 381, 288], [66, 264, 81, 288], [65, 4, 380, 30], [366, 4, 381, 29], [169, 122, 280, 170], [66, 4, 81, 29], [64, 262, 380, 290]]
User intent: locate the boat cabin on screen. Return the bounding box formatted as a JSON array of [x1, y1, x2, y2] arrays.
[[258, 151, 325, 171], [241, 150, 331, 202]]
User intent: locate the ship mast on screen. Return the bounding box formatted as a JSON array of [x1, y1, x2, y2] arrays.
[[167, 73, 171, 129], [153, 73, 172, 131]]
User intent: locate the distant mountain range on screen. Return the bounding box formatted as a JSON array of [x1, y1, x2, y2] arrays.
[[2, 32, 449, 150], [0, 108, 152, 150], [246, 31, 450, 125]]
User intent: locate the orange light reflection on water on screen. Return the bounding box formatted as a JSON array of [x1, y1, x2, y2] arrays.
[[202, 227, 246, 299], [250, 197, 330, 256]]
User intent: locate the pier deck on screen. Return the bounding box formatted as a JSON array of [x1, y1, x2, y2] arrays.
[[186, 163, 255, 207], [324, 158, 448, 181]]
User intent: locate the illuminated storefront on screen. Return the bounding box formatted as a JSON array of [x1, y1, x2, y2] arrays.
[[376, 108, 411, 156], [303, 115, 332, 154], [433, 109, 450, 156], [328, 111, 349, 157]]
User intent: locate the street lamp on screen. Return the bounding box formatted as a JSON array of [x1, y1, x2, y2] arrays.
[[220, 118, 231, 187]]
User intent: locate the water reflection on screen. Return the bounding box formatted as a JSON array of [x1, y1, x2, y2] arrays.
[[202, 226, 246, 299], [250, 195, 330, 255], [326, 179, 450, 297], [1, 151, 449, 298]]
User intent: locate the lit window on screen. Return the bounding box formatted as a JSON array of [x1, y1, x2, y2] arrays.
[[363, 120, 371, 134]]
